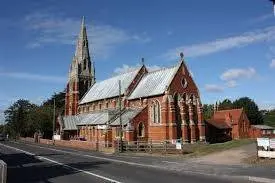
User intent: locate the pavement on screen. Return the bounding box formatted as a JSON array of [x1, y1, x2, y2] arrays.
[[0, 141, 274, 183]]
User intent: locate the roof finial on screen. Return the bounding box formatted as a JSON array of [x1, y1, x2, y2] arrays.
[[180, 52, 184, 60], [141, 57, 145, 65]]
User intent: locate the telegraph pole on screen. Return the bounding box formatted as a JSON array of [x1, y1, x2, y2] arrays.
[[52, 98, 56, 142], [118, 80, 123, 152]]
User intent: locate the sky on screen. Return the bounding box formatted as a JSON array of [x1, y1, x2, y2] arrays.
[[1, 0, 275, 124]]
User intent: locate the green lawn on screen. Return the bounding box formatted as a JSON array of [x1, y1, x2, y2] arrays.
[[182, 139, 255, 157]]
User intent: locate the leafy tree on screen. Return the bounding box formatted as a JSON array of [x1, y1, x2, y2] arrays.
[[262, 109, 275, 127], [2, 91, 65, 139], [4, 99, 37, 137], [218, 99, 233, 110], [203, 104, 214, 119], [233, 97, 263, 125]]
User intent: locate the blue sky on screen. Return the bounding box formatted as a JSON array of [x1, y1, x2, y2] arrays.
[[1, 0, 275, 123]]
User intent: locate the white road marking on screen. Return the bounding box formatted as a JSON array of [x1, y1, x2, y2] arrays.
[[162, 161, 182, 165], [0, 143, 122, 183], [16, 142, 160, 169], [8, 142, 275, 183]]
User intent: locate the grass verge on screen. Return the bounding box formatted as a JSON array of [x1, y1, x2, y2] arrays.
[[182, 139, 255, 158]]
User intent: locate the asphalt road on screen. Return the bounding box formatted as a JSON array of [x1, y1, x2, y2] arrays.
[[0, 141, 251, 183]]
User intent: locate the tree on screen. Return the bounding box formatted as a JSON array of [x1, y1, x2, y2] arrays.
[[233, 97, 263, 125], [203, 104, 214, 120], [218, 99, 233, 110], [4, 99, 37, 137]]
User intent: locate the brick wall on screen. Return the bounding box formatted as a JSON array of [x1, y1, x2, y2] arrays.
[[54, 140, 97, 150]]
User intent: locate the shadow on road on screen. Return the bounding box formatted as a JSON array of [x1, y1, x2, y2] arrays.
[[0, 152, 110, 183]]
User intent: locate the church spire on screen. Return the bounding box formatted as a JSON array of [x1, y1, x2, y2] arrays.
[[74, 16, 89, 63], [65, 17, 95, 116]]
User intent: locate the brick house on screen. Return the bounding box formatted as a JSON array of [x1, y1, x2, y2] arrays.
[[205, 108, 251, 143], [58, 18, 205, 145]]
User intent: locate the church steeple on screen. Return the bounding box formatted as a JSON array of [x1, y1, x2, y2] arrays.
[[65, 17, 95, 116], [74, 16, 90, 63]]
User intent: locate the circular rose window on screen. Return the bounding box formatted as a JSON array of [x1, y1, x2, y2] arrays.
[[181, 78, 188, 88]]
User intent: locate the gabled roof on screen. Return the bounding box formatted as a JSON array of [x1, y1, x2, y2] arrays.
[[128, 64, 179, 99], [80, 66, 142, 104], [212, 108, 244, 125]]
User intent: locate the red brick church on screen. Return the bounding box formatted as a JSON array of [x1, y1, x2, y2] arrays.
[[58, 17, 205, 144]]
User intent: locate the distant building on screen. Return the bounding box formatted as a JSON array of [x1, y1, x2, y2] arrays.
[[205, 108, 250, 143], [250, 125, 275, 138], [58, 18, 205, 144]]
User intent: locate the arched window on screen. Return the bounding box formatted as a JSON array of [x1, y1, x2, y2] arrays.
[[150, 100, 160, 123], [138, 122, 145, 137]]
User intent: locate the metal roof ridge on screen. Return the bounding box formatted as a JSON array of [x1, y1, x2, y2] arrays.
[[146, 64, 178, 75]]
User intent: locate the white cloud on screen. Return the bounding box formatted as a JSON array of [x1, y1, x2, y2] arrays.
[[249, 14, 273, 24], [270, 59, 275, 68], [23, 12, 151, 58], [225, 80, 238, 88], [113, 64, 161, 75], [220, 67, 256, 81], [164, 25, 275, 60], [204, 84, 224, 93], [0, 70, 66, 83]]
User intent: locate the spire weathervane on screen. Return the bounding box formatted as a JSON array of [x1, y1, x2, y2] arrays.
[[141, 57, 145, 65], [180, 52, 184, 60]]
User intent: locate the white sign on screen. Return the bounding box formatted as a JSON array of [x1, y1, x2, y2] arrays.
[[53, 135, 60, 140], [270, 138, 275, 149], [257, 138, 270, 150], [176, 142, 182, 150], [97, 125, 107, 130]]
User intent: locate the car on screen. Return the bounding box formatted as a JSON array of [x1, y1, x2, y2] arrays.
[[0, 134, 5, 141]]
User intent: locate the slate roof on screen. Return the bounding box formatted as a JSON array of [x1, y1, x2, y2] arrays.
[[110, 108, 144, 126], [128, 65, 179, 99], [252, 125, 274, 130], [79, 67, 142, 104]]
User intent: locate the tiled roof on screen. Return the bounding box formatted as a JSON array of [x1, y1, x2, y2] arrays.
[[206, 119, 231, 129], [128, 65, 179, 99], [252, 125, 274, 130], [212, 108, 244, 125], [80, 67, 142, 104], [110, 108, 144, 126]]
